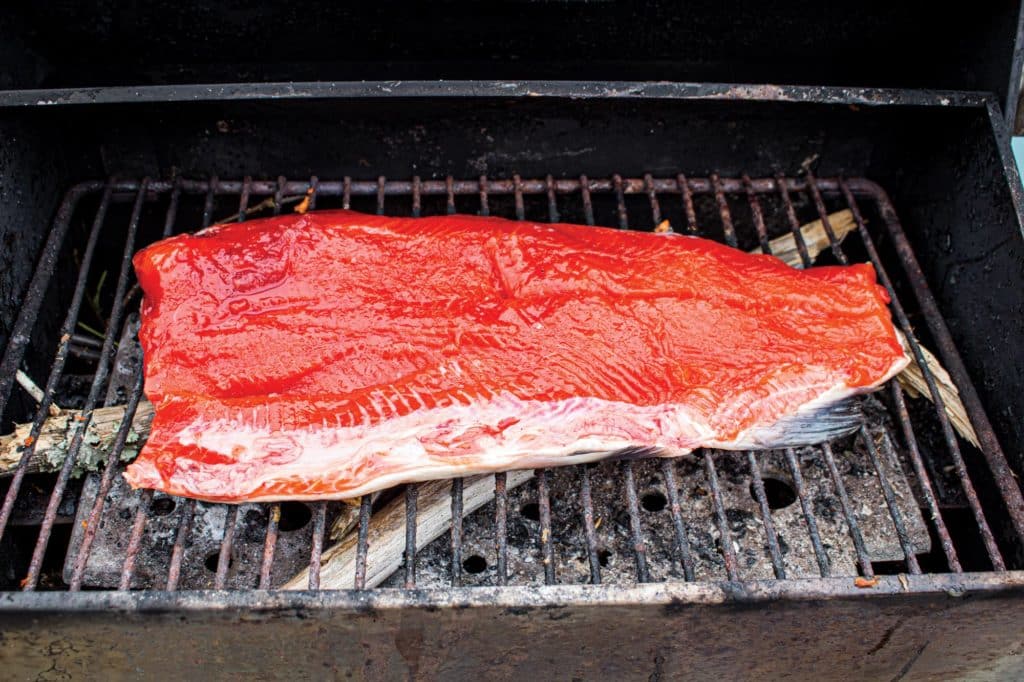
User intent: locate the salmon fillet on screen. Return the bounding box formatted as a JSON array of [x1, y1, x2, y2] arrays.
[[124, 210, 909, 502]]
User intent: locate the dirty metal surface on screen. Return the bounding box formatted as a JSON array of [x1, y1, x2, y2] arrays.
[[392, 426, 929, 588], [3, 575, 1024, 680]]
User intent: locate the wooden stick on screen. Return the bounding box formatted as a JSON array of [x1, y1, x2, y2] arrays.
[[0, 402, 154, 477], [283, 471, 535, 590]]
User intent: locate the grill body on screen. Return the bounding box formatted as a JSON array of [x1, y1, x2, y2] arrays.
[[3, 4, 1024, 678]]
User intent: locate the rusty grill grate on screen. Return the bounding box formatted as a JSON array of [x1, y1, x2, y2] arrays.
[[1, 173, 1022, 592]]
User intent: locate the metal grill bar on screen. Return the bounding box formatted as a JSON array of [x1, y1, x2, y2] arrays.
[[0, 182, 114, 545], [660, 461, 696, 582], [889, 382, 961, 571], [214, 506, 238, 589], [784, 447, 831, 577], [24, 180, 148, 590], [863, 428, 922, 574], [354, 495, 371, 589], [747, 453, 787, 579], [450, 478, 464, 587], [537, 469, 556, 585], [820, 443, 876, 578], [165, 498, 194, 591], [622, 461, 650, 583], [4, 173, 1019, 593], [259, 504, 281, 589], [579, 465, 602, 584], [704, 452, 739, 580], [69, 370, 146, 589], [404, 485, 418, 588], [774, 179, 874, 575], [119, 489, 153, 590], [494, 472, 509, 585], [0, 185, 91, 419], [836, 179, 1009, 570], [308, 502, 327, 589]]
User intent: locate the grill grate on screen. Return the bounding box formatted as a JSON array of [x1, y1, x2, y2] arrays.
[[1, 173, 1021, 592]]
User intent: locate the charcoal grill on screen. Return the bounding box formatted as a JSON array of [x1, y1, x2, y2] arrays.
[[3, 3, 1024, 679]]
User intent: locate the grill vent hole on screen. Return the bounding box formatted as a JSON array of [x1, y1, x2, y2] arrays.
[[150, 497, 176, 516], [641, 491, 667, 512], [520, 502, 540, 521], [597, 549, 612, 567], [204, 552, 233, 572], [463, 555, 488, 574], [751, 477, 797, 510], [278, 502, 312, 531]]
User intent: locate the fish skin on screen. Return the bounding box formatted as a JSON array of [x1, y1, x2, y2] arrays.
[[125, 210, 908, 502]]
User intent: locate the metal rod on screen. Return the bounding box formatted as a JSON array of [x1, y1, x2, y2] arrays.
[[743, 174, 772, 253], [118, 489, 153, 590], [546, 174, 559, 222], [70, 369, 146, 589], [513, 175, 525, 220], [451, 477, 464, 587], [747, 453, 787, 579], [622, 460, 650, 583], [342, 176, 351, 209], [645, 173, 661, 225], [704, 452, 739, 580], [494, 472, 509, 585], [784, 448, 831, 577], [862, 427, 922, 574], [273, 176, 286, 215], [804, 173, 848, 264], [24, 179, 149, 590], [613, 174, 628, 229], [661, 461, 696, 581], [0, 183, 96, 419], [308, 502, 327, 589], [60, 174, 967, 199], [412, 175, 422, 217], [446, 176, 456, 215], [353, 494, 372, 589], [236, 176, 251, 222], [404, 484, 418, 588], [376, 175, 386, 215], [165, 498, 194, 591], [0, 182, 114, 546], [202, 177, 217, 227], [580, 175, 594, 226], [677, 174, 698, 233], [820, 443, 876, 578], [259, 503, 281, 589], [478, 175, 488, 216], [776, 174, 813, 267], [579, 465, 602, 584], [890, 381, 962, 571], [214, 505, 238, 589], [838, 179, 1009, 568], [711, 173, 736, 246], [307, 176, 319, 211], [537, 468, 556, 585]]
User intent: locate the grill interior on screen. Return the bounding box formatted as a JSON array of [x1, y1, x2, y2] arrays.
[[1, 173, 1020, 592]]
